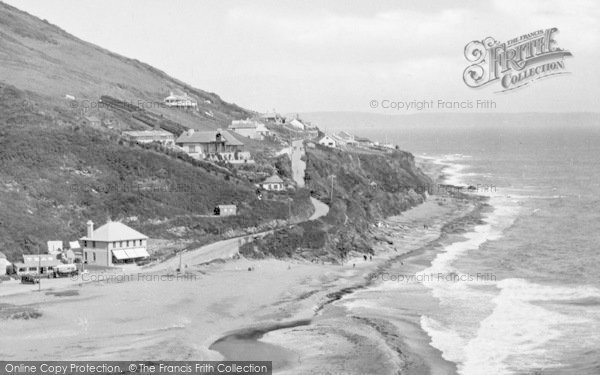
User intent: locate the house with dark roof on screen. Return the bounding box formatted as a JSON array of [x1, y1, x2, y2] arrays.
[[175, 128, 245, 161], [80, 220, 149, 267]]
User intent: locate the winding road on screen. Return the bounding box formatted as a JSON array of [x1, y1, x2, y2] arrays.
[[150, 140, 329, 271]]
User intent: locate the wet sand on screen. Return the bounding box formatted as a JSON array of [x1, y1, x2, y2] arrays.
[[0, 160, 479, 374]]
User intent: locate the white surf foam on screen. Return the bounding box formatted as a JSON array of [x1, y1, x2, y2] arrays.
[[417, 156, 600, 374]]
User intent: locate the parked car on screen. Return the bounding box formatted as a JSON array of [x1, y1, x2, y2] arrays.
[[53, 264, 78, 278], [21, 275, 40, 284]]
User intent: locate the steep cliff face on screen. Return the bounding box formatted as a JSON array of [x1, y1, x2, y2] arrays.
[[241, 145, 432, 260], [305, 146, 431, 228]]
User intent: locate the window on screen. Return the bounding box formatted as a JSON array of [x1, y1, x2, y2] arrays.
[[93, 253, 96, 262], [84, 252, 88, 261], [189, 145, 196, 153], [84, 240, 87, 247], [92, 241, 96, 248], [113, 242, 116, 248], [127, 240, 130, 247], [120, 241, 123, 247]]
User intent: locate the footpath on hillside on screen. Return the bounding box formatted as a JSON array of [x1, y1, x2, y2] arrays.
[[151, 140, 329, 271]]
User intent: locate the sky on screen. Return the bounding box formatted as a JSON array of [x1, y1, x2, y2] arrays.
[[5, 0, 600, 113]]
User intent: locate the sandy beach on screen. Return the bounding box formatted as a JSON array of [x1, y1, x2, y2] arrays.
[[0, 160, 482, 374]]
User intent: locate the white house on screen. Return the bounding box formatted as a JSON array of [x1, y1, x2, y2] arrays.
[[318, 135, 337, 148], [260, 175, 285, 191], [122, 130, 176, 146], [80, 220, 149, 267], [163, 92, 197, 108], [255, 122, 271, 137], [0, 252, 11, 276], [229, 119, 263, 140], [289, 118, 306, 130], [13, 254, 59, 276], [47, 240, 63, 255], [336, 131, 358, 146]]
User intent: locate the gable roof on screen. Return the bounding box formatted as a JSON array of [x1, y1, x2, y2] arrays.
[[175, 130, 244, 146], [289, 119, 305, 129], [80, 221, 148, 242], [263, 175, 284, 184]]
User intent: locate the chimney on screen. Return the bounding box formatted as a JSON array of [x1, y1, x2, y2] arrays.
[[86, 220, 94, 239]]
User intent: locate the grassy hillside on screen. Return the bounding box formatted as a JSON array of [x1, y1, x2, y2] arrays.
[[0, 3, 314, 262], [0, 1, 251, 130], [241, 145, 432, 261], [0, 82, 317, 261]]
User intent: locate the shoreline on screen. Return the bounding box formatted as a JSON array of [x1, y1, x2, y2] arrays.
[[0, 157, 485, 375]]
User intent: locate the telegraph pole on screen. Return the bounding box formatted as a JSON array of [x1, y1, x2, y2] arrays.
[[38, 246, 41, 292], [329, 174, 336, 204]]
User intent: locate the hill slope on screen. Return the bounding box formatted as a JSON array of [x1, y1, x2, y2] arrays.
[[0, 2, 308, 261], [0, 1, 250, 129]]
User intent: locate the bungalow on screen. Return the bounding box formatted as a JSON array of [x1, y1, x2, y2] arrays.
[[214, 205, 237, 216], [318, 135, 337, 148], [0, 251, 11, 276], [122, 130, 176, 146], [80, 220, 149, 267], [229, 119, 263, 140], [337, 131, 358, 146], [175, 129, 245, 161], [261, 112, 285, 124], [255, 122, 271, 137], [289, 118, 306, 130], [260, 175, 285, 191], [164, 92, 197, 108], [355, 136, 373, 146], [14, 254, 60, 276]]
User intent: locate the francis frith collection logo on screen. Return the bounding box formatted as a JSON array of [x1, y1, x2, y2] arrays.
[[463, 28, 572, 92]]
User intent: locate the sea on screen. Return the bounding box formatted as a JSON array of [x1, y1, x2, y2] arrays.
[[318, 116, 600, 375]]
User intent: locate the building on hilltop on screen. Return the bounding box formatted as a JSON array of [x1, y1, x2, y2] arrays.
[[163, 92, 197, 108], [318, 135, 337, 148]]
